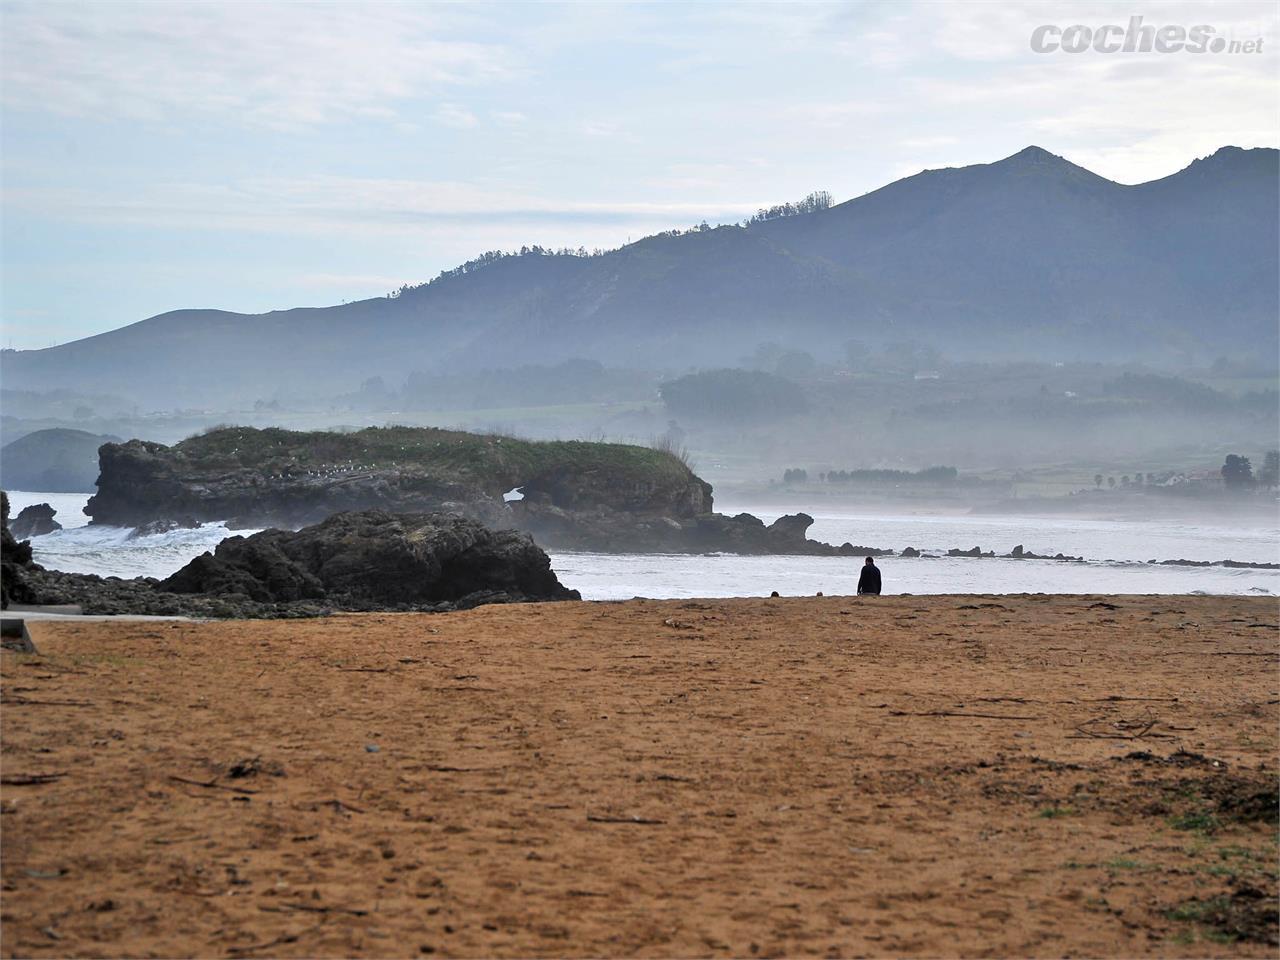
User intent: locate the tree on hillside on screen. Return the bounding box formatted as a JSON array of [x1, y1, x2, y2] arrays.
[[843, 339, 869, 371], [1094, 474, 1103, 489], [745, 191, 833, 225], [1260, 451, 1280, 489], [660, 369, 808, 422], [1102, 372, 1231, 412], [1221, 454, 1255, 488], [774, 350, 817, 380]]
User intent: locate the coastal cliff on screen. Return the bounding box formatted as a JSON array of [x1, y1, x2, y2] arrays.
[[86, 426, 860, 555], [88, 426, 706, 526]]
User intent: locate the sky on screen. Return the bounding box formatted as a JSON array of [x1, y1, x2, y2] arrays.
[[2, 0, 1277, 350]]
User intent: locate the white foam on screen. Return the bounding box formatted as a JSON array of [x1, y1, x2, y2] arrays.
[[7, 490, 1276, 597]]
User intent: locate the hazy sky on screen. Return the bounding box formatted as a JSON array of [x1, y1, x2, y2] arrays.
[[2, 0, 1276, 349]]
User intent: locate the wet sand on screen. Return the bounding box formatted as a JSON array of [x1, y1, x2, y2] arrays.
[[2, 594, 1276, 957]]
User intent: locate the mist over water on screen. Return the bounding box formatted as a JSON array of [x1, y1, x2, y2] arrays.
[[9, 491, 1275, 599], [724, 503, 1280, 565], [559, 501, 1278, 598], [550, 552, 1275, 599]]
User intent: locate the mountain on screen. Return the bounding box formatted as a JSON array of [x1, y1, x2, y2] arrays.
[[0, 428, 122, 492], [4, 146, 1276, 408]]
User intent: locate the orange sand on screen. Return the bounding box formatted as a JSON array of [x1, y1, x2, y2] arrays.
[[2, 594, 1277, 957]]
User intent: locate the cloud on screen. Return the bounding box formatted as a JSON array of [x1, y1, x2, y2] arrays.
[[294, 272, 416, 290], [0, 1, 517, 128], [5, 175, 764, 238], [899, 136, 961, 150], [433, 104, 480, 129]]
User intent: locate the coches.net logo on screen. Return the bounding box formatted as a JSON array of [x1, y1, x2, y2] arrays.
[[1031, 15, 1264, 54]]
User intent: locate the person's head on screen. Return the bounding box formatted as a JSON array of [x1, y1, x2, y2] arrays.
[[864, 556, 875, 565]]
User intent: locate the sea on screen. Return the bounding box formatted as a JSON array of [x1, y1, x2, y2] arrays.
[[8, 491, 1278, 600]]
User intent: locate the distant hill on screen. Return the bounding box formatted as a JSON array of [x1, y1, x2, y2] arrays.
[[3, 145, 1276, 408], [1, 428, 121, 492]]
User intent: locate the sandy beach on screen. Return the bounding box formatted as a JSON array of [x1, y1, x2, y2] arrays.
[[2, 594, 1276, 957]]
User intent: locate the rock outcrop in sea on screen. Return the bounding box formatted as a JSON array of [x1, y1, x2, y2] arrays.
[[160, 511, 580, 609], [84, 426, 876, 555], [1, 497, 579, 617], [8, 502, 61, 540]]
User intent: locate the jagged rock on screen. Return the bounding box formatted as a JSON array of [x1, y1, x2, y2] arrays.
[[900, 547, 921, 558], [765, 513, 815, 546], [947, 546, 993, 558], [127, 517, 202, 539], [13, 564, 334, 619], [513, 500, 875, 555], [1158, 558, 1278, 570], [1003, 545, 1082, 561], [1, 492, 39, 609], [9, 503, 61, 540], [8, 504, 579, 618], [159, 511, 580, 607]]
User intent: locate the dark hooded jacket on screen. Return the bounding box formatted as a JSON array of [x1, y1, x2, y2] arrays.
[[857, 562, 881, 595]]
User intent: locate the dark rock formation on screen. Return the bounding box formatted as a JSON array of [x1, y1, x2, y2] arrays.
[[1, 492, 39, 609], [9, 503, 62, 540], [160, 511, 579, 609], [5, 505, 579, 618], [947, 546, 994, 558], [900, 547, 921, 558], [1006, 544, 1083, 561], [1153, 558, 1279, 570], [86, 427, 709, 533], [13, 566, 332, 619], [514, 502, 893, 556]]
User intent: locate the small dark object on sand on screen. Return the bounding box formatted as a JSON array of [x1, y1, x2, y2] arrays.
[[1, 618, 36, 654]]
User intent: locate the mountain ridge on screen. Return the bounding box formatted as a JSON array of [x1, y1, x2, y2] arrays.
[[4, 145, 1276, 407]]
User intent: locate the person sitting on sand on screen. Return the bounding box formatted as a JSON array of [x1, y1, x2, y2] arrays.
[[857, 556, 881, 596]]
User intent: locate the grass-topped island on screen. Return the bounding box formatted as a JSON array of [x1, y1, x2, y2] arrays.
[[82, 425, 864, 555]]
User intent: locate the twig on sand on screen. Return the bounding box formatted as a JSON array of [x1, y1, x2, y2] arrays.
[[1, 773, 66, 785], [264, 902, 369, 917], [587, 814, 666, 825], [1207, 652, 1276, 657], [1, 696, 92, 707], [888, 710, 1042, 720], [168, 775, 259, 795], [227, 931, 302, 955], [1070, 712, 1172, 741], [1082, 695, 1178, 703], [310, 798, 365, 815]]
